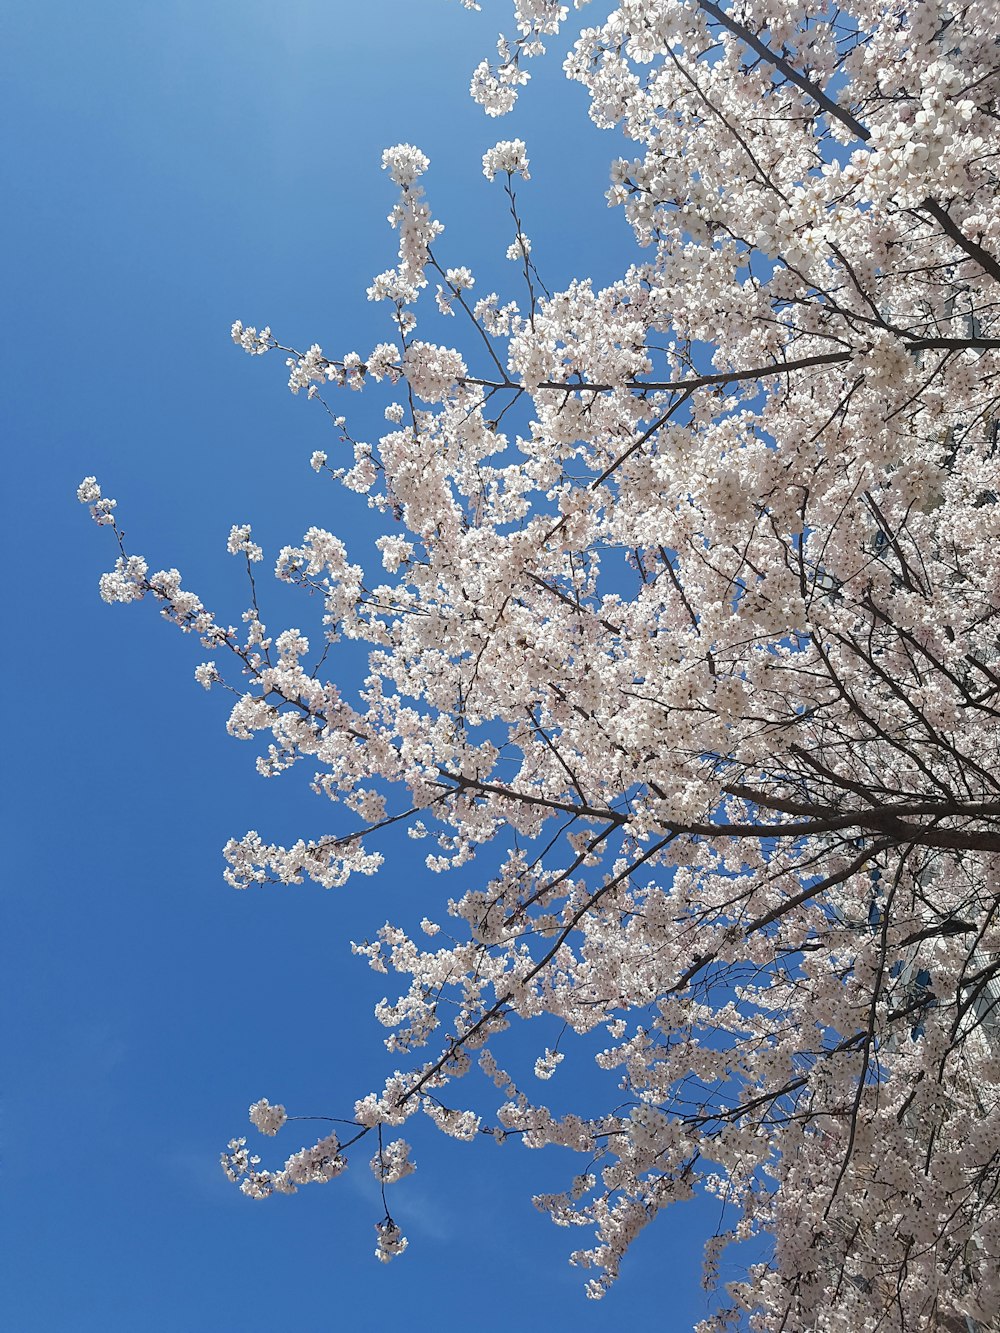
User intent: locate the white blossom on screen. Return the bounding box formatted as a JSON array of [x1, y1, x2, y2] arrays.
[[226, 524, 263, 563], [370, 1138, 415, 1184], [444, 266, 475, 290], [374, 1218, 408, 1262], [77, 475, 117, 526], [231, 321, 272, 355], [248, 1098, 287, 1136], [366, 343, 400, 381], [482, 138, 530, 181], [381, 144, 429, 188]]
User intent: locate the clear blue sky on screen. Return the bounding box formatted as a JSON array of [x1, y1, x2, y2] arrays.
[[4, 4, 728, 1328]]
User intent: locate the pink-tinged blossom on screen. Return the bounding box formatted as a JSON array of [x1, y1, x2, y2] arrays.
[[365, 343, 401, 381], [375, 534, 413, 573], [374, 1218, 408, 1262], [248, 1098, 287, 1136], [401, 341, 467, 402], [193, 661, 217, 691], [282, 1133, 346, 1186], [370, 1138, 415, 1184]]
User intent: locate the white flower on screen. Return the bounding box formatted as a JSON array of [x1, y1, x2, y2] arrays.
[[370, 1139, 415, 1184], [402, 341, 467, 402], [375, 534, 414, 572], [367, 343, 401, 381], [98, 554, 148, 604], [444, 266, 475, 291], [534, 1048, 564, 1080], [381, 144, 430, 187], [248, 1098, 287, 1136], [374, 1218, 408, 1262], [283, 1132, 345, 1184], [367, 270, 419, 304], [227, 524, 263, 563], [274, 627, 309, 661], [482, 139, 530, 181], [194, 661, 217, 690], [470, 61, 518, 117], [231, 321, 271, 355], [77, 475, 117, 525], [286, 344, 328, 394], [342, 350, 365, 389], [473, 294, 519, 336], [343, 458, 378, 493], [310, 451, 327, 472]]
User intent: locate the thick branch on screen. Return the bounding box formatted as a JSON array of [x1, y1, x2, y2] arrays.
[[695, 0, 1000, 285]]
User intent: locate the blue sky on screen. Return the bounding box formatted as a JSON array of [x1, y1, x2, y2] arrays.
[[5, 3, 729, 1328]]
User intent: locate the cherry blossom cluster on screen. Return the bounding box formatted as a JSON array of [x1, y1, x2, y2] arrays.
[[248, 1098, 287, 1136], [369, 1138, 415, 1185], [77, 476, 117, 526], [230, 321, 272, 355], [374, 1218, 408, 1263], [468, 1, 583, 115], [481, 139, 530, 182], [227, 524, 263, 563]]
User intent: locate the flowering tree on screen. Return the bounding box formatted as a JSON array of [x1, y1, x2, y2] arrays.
[[80, 1, 1000, 1328]]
